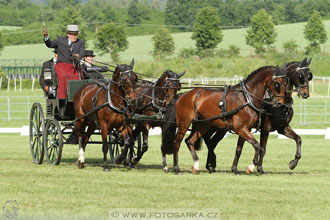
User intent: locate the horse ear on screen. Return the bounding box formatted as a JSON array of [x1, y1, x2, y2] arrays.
[[307, 57, 312, 65], [300, 57, 307, 67], [281, 62, 287, 69], [130, 58, 134, 69], [178, 71, 186, 78]]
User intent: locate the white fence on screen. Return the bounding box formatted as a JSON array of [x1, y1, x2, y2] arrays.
[[0, 96, 329, 126]]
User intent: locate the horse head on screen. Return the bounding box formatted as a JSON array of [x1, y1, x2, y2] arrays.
[[286, 57, 313, 99], [268, 64, 288, 107], [162, 70, 185, 105], [114, 58, 138, 104]]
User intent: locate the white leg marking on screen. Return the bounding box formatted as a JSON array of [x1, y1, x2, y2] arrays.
[[193, 160, 200, 171], [79, 148, 85, 163]]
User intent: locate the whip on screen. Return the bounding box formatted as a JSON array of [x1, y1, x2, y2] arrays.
[[39, 0, 46, 28]]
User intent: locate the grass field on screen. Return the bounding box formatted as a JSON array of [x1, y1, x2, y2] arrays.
[[1, 21, 330, 62], [0, 133, 330, 220]]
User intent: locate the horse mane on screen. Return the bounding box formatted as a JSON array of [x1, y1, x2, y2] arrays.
[[244, 66, 274, 82], [155, 72, 167, 87]]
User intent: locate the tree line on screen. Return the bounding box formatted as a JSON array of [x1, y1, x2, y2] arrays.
[[1, 0, 330, 45]]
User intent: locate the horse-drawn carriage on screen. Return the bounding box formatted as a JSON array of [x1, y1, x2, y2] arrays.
[[30, 56, 313, 174]]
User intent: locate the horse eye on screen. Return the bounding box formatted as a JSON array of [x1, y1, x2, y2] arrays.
[[274, 82, 281, 93], [308, 73, 313, 81], [299, 74, 305, 84]]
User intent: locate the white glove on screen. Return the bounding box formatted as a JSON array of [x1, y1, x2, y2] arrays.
[[49, 87, 56, 97]]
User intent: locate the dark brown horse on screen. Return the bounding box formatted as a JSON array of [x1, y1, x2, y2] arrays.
[[203, 58, 313, 174], [130, 70, 185, 165], [73, 59, 138, 170], [161, 65, 288, 174]]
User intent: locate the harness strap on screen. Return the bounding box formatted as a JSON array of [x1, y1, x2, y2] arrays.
[[152, 86, 167, 112], [194, 90, 203, 121], [219, 85, 234, 132]]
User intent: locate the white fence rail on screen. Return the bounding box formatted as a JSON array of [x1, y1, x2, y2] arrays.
[[0, 96, 329, 126]]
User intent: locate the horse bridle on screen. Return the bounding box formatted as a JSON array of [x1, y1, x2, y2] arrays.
[[119, 69, 137, 106], [264, 73, 287, 107], [294, 66, 312, 97], [151, 76, 181, 112]]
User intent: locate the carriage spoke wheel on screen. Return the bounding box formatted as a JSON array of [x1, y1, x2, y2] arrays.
[[29, 103, 45, 164], [109, 130, 122, 164], [129, 132, 142, 160], [44, 118, 63, 165]]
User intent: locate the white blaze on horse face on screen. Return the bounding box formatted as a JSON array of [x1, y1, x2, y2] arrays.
[[79, 148, 85, 163], [193, 160, 200, 171]]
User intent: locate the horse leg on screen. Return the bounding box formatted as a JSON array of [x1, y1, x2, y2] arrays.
[[173, 124, 190, 174], [100, 122, 110, 171], [256, 131, 269, 174], [77, 121, 96, 169], [231, 136, 246, 175], [115, 127, 133, 166], [236, 128, 260, 174], [279, 126, 301, 170], [204, 129, 226, 173], [75, 119, 86, 169]]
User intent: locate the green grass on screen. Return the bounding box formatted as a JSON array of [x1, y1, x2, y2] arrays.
[[0, 25, 21, 31], [0, 133, 330, 219], [2, 21, 330, 62]]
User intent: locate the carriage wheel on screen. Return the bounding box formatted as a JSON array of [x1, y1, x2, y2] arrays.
[[29, 103, 45, 164], [129, 132, 142, 160], [44, 118, 63, 165], [108, 130, 122, 164], [108, 130, 141, 165]]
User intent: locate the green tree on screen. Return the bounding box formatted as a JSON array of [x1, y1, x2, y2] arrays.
[[245, 9, 277, 54], [127, 0, 141, 26], [58, 5, 88, 41], [304, 10, 328, 54], [192, 6, 223, 54], [95, 23, 128, 63], [150, 28, 175, 60]]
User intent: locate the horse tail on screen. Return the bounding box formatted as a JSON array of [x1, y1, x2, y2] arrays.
[[161, 93, 183, 155]]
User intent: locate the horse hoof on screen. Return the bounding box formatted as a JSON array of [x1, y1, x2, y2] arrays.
[[78, 161, 85, 169], [163, 167, 169, 173], [114, 155, 123, 165], [289, 160, 296, 170], [103, 167, 110, 172], [257, 167, 265, 174], [192, 166, 199, 175], [123, 158, 130, 167], [246, 164, 255, 175], [131, 156, 139, 165], [207, 166, 216, 173]]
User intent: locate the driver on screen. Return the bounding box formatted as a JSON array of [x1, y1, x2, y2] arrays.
[[42, 24, 85, 99]]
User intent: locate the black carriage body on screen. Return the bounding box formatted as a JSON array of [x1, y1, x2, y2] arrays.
[[45, 79, 101, 121]]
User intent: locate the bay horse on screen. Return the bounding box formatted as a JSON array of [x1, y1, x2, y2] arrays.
[[161, 65, 288, 174], [129, 70, 185, 165], [203, 58, 313, 174], [73, 59, 138, 170]]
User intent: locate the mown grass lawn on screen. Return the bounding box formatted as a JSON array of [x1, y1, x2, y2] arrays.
[[0, 133, 329, 220]]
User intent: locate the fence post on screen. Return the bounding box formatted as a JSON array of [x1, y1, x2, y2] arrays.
[[14, 75, 16, 92], [7, 75, 10, 92], [32, 75, 35, 92], [19, 74, 22, 92]]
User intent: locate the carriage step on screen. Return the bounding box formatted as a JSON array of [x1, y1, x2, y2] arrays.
[[61, 122, 74, 127]]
